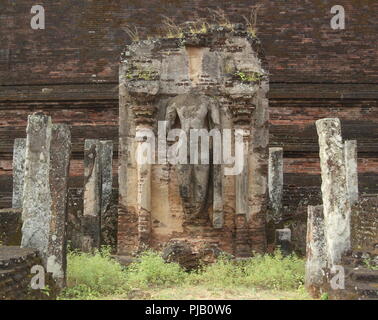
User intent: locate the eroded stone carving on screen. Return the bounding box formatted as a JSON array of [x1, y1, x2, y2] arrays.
[[165, 92, 220, 220]]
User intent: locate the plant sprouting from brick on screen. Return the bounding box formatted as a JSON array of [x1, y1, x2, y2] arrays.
[[123, 25, 140, 42], [242, 5, 262, 37], [161, 16, 184, 39], [234, 71, 264, 83], [208, 8, 234, 30]]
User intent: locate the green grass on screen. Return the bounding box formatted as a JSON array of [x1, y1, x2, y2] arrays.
[[60, 247, 129, 299], [59, 248, 310, 300]]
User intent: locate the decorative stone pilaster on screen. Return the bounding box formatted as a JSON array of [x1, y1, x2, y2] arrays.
[[132, 101, 156, 249], [268, 147, 283, 223]]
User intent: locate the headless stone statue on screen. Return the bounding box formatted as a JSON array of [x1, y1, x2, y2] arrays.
[[165, 92, 220, 220]]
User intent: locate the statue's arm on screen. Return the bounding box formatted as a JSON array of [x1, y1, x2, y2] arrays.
[[209, 99, 221, 129], [165, 102, 177, 132]]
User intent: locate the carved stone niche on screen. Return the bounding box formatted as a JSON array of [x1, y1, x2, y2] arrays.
[[118, 26, 269, 257]]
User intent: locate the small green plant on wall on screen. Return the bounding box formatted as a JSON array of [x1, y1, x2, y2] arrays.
[[234, 71, 264, 84], [126, 69, 157, 81]]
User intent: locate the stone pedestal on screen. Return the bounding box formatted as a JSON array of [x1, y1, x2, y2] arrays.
[[316, 118, 351, 266], [275, 228, 292, 256]]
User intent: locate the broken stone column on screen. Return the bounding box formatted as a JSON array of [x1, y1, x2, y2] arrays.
[[82, 139, 101, 252], [344, 140, 358, 205], [305, 205, 327, 296], [46, 124, 71, 288], [21, 114, 71, 289], [12, 138, 26, 209], [268, 147, 283, 223], [21, 113, 53, 257], [316, 118, 351, 266], [275, 228, 292, 256]]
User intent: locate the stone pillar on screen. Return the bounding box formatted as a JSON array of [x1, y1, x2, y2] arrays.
[[99, 140, 113, 245], [47, 124, 71, 288], [21, 113, 53, 258], [21, 114, 71, 290], [316, 118, 351, 266], [344, 140, 358, 205], [268, 147, 283, 223], [82, 139, 101, 252], [275, 228, 292, 256], [12, 138, 26, 209], [305, 205, 327, 297]]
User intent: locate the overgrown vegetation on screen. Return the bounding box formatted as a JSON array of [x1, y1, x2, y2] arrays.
[[123, 7, 261, 42], [59, 248, 309, 300], [60, 247, 129, 299]]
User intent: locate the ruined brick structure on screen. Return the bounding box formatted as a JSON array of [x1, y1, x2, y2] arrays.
[[118, 26, 269, 256], [0, 1, 377, 252]]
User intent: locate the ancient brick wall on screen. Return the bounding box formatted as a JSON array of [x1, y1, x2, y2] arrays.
[[351, 197, 378, 254], [0, 0, 377, 217]]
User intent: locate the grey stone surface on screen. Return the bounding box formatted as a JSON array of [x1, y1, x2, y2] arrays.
[[268, 147, 283, 223], [82, 139, 101, 252], [12, 138, 26, 209], [21, 113, 53, 261], [345, 140, 359, 205], [305, 205, 327, 292], [316, 118, 351, 266], [46, 124, 71, 288]]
